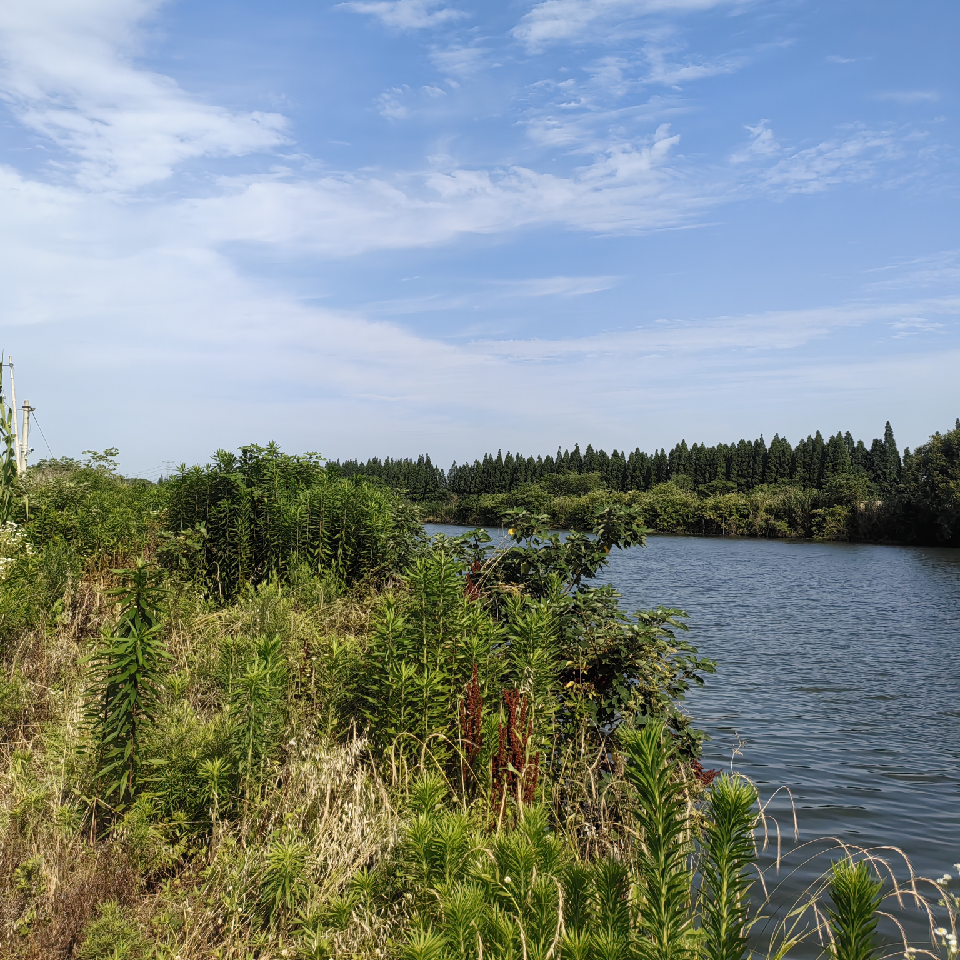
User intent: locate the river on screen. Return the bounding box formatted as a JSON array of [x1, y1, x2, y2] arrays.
[[426, 524, 960, 947]]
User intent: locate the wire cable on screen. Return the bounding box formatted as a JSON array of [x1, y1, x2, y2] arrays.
[[30, 411, 54, 458]]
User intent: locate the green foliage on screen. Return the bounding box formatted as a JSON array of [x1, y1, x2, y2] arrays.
[[165, 442, 421, 600], [700, 775, 759, 960], [226, 633, 289, 806], [24, 454, 162, 562], [825, 859, 883, 960], [554, 587, 714, 750], [5, 434, 946, 960], [76, 900, 149, 960], [496, 503, 649, 595], [260, 835, 311, 926], [620, 720, 696, 960], [83, 560, 170, 810], [357, 552, 498, 770], [440, 514, 714, 748], [0, 536, 79, 651], [398, 802, 569, 960], [899, 423, 960, 544]]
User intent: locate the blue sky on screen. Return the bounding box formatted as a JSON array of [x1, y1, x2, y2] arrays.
[[0, 0, 957, 474]]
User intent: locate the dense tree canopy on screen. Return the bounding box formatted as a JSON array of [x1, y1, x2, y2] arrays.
[[328, 419, 960, 545], [330, 423, 906, 500]]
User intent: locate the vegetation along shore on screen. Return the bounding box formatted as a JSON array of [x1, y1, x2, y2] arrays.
[[0, 429, 958, 958], [329, 420, 960, 545]]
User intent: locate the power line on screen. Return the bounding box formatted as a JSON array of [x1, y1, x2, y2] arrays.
[[30, 411, 54, 458]]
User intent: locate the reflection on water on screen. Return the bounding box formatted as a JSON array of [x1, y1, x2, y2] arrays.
[[427, 525, 960, 947]]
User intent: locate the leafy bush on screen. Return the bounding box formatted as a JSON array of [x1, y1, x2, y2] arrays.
[[164, 442, 421, 600], [24, 453, 162, 563], [76, 900, 148, 960]]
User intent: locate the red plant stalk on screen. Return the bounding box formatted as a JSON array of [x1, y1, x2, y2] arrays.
[[459, 664, 483, 790], [465, 560, 482, 601], [490, 689, 541, 825]]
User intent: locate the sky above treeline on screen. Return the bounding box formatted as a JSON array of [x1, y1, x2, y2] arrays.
[[0, 0, 957, 476]]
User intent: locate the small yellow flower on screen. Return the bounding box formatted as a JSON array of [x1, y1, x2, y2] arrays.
[[508, 528, 516, 536]]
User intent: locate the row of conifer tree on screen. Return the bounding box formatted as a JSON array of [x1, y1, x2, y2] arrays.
[[328, 421, 923, 503]]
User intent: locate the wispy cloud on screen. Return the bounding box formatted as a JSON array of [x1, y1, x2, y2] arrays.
[[340, 0, 467, 30], [643, 46, 747, 85], [377, 87, 411, 119], [877, 90, 938, 105], [488, 275, 622, 297], [512, 0, 743, 49], [864, 250, 960, 292], [429, 44, 490, 78], [757, 126, 902, 194], [472, 298, 960, 360], [731, 118, 779, 161], [192, 128, 695, 256], [0, 0, 287, 192], [890, 317, 945, 338]]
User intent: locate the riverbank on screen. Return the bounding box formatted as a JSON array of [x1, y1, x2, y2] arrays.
[[1, 451, 956, 959], [419, 478, 898, 542]]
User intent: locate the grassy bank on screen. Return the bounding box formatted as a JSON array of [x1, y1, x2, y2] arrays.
[[0, 448, 955, 959]]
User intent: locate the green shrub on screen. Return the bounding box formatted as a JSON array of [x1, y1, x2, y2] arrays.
[[165, 443, 421, 601], [76, 900, 149, 960], [24, 454, 162, 563], [357, 552, 499, 771], [83, 561, 170, 810]]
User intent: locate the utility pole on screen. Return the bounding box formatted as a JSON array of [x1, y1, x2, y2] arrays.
[[20, 400, 33, 471], [7, 357, 20, 473]]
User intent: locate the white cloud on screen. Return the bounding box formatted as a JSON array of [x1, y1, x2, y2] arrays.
[[731, 118, 779, 162], [890, 317, 945, 338], [472, 298, 960, 360], [864, 250, 960, 292], [0, 0, 287, 191], [489, 275, 621, 297], [190, 129, 690, 256], [0, 147, 955, 469], [757, 127, 900, 194], [430, 44, 489, 77], [377, 87, 411, 119], [877, 90, 938, 104], [512, 0, 743, 48], [643, 46, 746, 85], [340, 0, 467, 30]]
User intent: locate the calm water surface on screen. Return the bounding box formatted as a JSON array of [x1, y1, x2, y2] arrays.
[[428, 525, 960, 939]]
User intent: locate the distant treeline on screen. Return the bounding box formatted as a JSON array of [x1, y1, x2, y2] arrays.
[[327, 418, 960, 545], [330, 422, 908, 500]]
